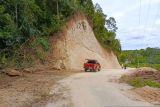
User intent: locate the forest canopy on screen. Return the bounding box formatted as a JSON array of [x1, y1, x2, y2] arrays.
[[119, 47, 160, 70], [0, 0, 121, 67]]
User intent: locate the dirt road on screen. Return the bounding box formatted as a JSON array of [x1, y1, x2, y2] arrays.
[[47, 69, 156, 107]]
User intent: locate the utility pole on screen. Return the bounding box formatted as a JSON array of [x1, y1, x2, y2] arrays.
[[136, 50, 140, 68]]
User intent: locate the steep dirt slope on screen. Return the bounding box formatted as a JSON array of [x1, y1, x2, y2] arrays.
[[48, 13, 120, 70]]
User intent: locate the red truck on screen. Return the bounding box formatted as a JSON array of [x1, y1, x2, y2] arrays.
[[83, 59, 101, 72]]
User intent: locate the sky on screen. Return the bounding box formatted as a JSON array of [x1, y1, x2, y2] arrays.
[[92, 0, 160, 50]]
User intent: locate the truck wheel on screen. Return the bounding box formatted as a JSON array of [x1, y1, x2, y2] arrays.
[[91, 69, 94, 72], [94, 68, 98, 72], [85, 69, 88, 72]]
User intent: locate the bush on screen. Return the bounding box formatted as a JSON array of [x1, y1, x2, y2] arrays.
[[127, 78, 160, 88], [36, 37, 49, 51]]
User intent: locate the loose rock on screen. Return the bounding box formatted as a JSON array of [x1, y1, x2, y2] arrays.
[[3, 68, 21, 76]]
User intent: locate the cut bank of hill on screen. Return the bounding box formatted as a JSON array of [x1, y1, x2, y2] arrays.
[[48, 13, 121, 70], [0, 1, 121, 70]]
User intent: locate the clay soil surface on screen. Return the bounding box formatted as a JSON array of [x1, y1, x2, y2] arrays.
[[46, 69, 155, 107], [131, 86, 160, 105], [121, 68, 160, 105], [0, 69, 79, 107]]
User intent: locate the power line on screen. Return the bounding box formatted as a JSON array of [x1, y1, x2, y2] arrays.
[[145, 0, 151, 27], [143, 0, 160, 66], [138, 0, 142, 27], [136, 0, 142, 67], [137, 0, 141, 44], [150, 2, 160, 30], [138, 0, 152, 47], [146, 1, 160, 47], [145, 0, 151, 47]]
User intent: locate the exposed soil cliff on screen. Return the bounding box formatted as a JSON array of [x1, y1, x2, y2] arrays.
[[48, 13, 120, 70]]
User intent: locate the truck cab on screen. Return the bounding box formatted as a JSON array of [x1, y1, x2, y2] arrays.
[[83, 59, 101, 72]]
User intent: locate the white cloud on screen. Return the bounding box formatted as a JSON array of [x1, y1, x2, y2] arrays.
[[92, 0, 160, 50], [128, 25, 157, 32], [112, 12, 125, 19], [110, 0, 160, 20], [155, 19, 160, 25]]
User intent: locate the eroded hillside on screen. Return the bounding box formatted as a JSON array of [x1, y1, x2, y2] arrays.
[[48, 13, 120, 70]]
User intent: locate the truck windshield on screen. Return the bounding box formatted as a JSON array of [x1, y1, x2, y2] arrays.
[[87, 60, 97, 64]]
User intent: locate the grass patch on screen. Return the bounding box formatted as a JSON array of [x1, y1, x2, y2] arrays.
[[124, 63, 160, 71], [127, 78, 160, 88], [120, 75, 160, 88], [150, 64, 160, 71]]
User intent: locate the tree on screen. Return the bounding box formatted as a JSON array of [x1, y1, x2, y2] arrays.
[[0, 0, 122, 68], [92, 3, 121, 54], [95, 3, 103, 12], [106, 17, 118, 32]]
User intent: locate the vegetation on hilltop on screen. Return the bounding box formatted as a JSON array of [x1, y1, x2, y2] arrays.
[[93, 4, 121, 55], [0, 0, 121, 68]]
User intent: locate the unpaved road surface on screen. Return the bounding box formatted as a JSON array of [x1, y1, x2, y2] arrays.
[[0, 69, 76, 107], [47, 69, 156, 107]]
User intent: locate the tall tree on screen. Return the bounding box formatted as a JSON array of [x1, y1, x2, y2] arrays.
[[106, 17, 118, 32]]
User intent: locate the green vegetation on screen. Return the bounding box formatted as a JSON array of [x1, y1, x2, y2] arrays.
[[0, 0, 121, 68], [93, 4, 121, 55], [120, 76, 160, 88], [119, 47, 160, 70]]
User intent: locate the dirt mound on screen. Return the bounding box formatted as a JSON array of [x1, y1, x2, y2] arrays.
[[131, 86, 160, 105], [121, 68, 160, 104], [137, 67, 158, 72], [128, 68, 160, 82], [48, 13, 120, 70]]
